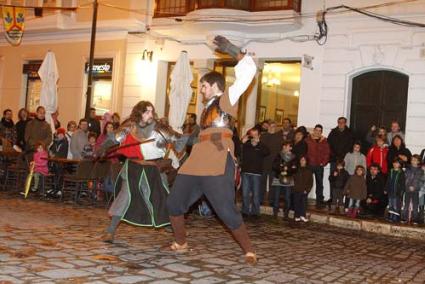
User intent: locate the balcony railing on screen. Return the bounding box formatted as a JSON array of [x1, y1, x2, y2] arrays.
[[154, 0, 301, 18]]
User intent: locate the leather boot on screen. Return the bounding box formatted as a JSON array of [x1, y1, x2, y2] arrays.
[[231, 223, 256, 265], [346, 208, 353, 217], [273, 209, 278, 218], [170, 215, 187, 246], [351, 208, 358, 218]]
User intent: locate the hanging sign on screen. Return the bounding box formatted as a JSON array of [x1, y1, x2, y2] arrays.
[[2, 6, 25, 46]]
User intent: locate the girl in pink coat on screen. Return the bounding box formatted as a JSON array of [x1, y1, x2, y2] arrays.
[[32, 141, 49, 192]]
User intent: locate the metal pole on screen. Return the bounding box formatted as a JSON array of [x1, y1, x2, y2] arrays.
[[85, 0, 98, 119]]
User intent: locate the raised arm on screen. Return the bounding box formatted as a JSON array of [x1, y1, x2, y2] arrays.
[[213, 36, 257, 106]]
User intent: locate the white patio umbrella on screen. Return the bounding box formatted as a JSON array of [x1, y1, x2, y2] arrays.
[[168, 51, 193, 132], [38, 50, 59, 136]]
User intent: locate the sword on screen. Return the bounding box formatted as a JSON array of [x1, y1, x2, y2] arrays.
[[97, 138, 155, 161]]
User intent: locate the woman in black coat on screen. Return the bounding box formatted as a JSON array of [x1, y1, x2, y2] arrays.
[[15, 108, 31, 150], [387, 135, 411, 170], [292, 129, 308, 160]]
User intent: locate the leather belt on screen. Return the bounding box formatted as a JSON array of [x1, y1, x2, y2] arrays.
[[199, 132, 232, 143]]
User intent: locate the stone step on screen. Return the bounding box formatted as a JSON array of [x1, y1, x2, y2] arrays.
[[257, 204, 425, 241]]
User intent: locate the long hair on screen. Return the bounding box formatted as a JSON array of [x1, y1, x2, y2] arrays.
[[129, 101, 155, 123], [102, 121, 114, 135], [18, 108, 28, 120], [391, 134, 406, 149]]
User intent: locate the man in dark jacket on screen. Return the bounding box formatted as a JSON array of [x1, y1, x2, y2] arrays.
[[24, 106, 52, 153], [327, 117, 354, 204], [327, 117, 354, 168], [260, 121, 283, 206], [87, 107, 101, 136], [306, 124, 330, 208], [241, 128, 270, 217]]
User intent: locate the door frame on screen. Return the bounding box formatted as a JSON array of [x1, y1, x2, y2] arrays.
[[345, 66, 411, 127]]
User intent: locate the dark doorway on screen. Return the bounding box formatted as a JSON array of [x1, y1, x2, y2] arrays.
[[350, 70, 409, 147]]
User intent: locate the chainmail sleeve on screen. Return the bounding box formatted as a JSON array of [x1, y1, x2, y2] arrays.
[[96, 122, 133, 157]]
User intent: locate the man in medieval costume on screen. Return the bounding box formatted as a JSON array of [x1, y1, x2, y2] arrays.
[[166, 36, 258, 264], [100, 101, 182, 243]]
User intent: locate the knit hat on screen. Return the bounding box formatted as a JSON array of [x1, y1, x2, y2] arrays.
[[56, 128, 66, 135]]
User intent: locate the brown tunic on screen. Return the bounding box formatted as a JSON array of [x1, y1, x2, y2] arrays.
[[178, 91, 238, 176]]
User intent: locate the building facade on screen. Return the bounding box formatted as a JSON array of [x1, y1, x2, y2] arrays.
[[0, 0, 424, 197]]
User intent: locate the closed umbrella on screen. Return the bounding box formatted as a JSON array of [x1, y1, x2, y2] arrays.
[[168, 51, 193, 132], [38, 51, 59, 135]]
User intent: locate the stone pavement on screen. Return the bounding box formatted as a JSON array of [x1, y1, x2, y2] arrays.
[[1, 196, 425, 283]]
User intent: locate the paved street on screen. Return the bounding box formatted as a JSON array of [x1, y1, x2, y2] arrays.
[[1, 196, 425, 284]]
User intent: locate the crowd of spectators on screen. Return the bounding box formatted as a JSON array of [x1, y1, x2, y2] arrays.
[[235, 117, 425, 224], [1, 105, 424, 225]]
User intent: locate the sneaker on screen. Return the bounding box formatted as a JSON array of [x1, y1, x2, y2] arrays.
[[30, 187, 38, 192], [300, 216, 309, 222], [294, 217, 301, 222], [19, 191, 25, 196]]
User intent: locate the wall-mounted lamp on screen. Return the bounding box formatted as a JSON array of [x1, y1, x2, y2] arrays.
[[142, 49, 153, 62]]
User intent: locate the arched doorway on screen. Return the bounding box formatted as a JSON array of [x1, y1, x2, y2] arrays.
[[350, 70, 409, 146]]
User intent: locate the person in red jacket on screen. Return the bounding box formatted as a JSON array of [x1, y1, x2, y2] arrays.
[[306, 124, 330, 208], [366, 136, 389, 175]]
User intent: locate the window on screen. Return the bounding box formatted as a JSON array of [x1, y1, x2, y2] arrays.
[[23, 61, 42, 113], [85, 58, 114, 115], [154, 0, 300, 17], [257, 62, 301, 126], [155, 0, 195, 17]]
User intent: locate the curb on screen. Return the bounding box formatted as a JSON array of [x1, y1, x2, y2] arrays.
[[255, 204, 425, 242]]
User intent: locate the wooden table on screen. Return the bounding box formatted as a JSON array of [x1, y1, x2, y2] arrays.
[[0, 150, 21, 158], [43, 157, 81, 164]]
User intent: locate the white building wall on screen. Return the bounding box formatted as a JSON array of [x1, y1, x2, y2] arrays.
[[123, 0, 425, 199]]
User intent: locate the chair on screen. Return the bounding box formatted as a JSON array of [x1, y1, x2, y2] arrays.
[[61, 160, 95, 203], [90, 160, 112, 206], [38, 173, 55, 199], [3, 154, 28, 192]]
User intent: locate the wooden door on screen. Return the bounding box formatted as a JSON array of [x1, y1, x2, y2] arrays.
[[350, 70, 408, 144]]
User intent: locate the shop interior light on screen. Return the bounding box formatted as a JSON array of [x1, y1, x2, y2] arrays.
[[142, 49, 153, 62]]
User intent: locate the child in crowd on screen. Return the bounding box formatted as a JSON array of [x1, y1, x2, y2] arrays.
[[49, 128, 69, 158], [344, 141, 366, 175], [420, 162, 425, 223], [367, 136, 389, 175], [363, 164, 387, 217], [31, 141, 49, 193], [82, 132, 97, 159], [402, 155, 424, 224], [387, 135, 411, 171], [328, 160, 350, 213], [48, 128, 69, 196], [385, 158, 406, 223], [293, 156, 313, 222], [272, 141, 296, 219], [344, 165, 367, 218]]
